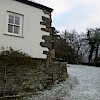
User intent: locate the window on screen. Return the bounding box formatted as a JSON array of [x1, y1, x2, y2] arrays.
[[7, 12, 23, 37]]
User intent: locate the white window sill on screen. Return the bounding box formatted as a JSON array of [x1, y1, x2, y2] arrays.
[[4, 33, 24, 38]]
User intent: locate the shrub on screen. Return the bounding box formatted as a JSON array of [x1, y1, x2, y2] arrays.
[[0, 47, 44, 67]]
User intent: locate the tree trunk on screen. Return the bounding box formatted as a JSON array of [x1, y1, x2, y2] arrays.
[[76, 46, 80, 64], [88, 45, 95, 64], [94, 43, 99, 62]]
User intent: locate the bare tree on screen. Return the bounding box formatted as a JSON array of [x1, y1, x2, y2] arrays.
[[61, 30, 85, 64], [86, 28, 100, 64]]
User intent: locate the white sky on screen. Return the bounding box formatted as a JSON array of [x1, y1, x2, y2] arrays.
[[32, 0, 100, 33]]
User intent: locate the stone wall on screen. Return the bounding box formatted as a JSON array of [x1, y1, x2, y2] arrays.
[[0, 61, 67, 97], [45, 62, 67, 84]]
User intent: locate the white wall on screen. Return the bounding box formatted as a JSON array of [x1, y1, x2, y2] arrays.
[[0, 0, 50, 58]]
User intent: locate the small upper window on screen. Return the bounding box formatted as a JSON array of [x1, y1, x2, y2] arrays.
[[7, 12, 23, 37]]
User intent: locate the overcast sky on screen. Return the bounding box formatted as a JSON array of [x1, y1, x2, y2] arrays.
[[32, 0, 100, 33]]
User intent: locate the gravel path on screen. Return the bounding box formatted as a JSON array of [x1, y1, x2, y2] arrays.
[[66, 64, 100, 100], [25, 64, 100, 100]]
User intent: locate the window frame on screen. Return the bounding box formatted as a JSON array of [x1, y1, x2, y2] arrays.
[[6, 11, 24, 37]]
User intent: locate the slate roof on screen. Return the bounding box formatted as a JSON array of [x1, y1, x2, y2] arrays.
[[15, 0, 53, 13]]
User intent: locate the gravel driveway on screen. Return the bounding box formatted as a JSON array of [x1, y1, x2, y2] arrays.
[[25, 64, 100, 100], [65, 64, 100, 100]]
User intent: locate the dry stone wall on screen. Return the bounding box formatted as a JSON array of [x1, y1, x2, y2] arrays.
[[0, 61, 67, 97]]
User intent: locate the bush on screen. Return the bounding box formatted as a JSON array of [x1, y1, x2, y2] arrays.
[[0, 47, 45, 67]]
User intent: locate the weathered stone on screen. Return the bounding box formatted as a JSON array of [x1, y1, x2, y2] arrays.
[[50, 49, 55, 59], [42, 16, 52, 25], [42, 35, 52, 41], [43, 10, 51, 16], [41, 27, 51, 33], [43, 51, 50, 55], [50, 62, 67, 82], [40, 41, 52, 50], [40, 22, 51, 28]]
